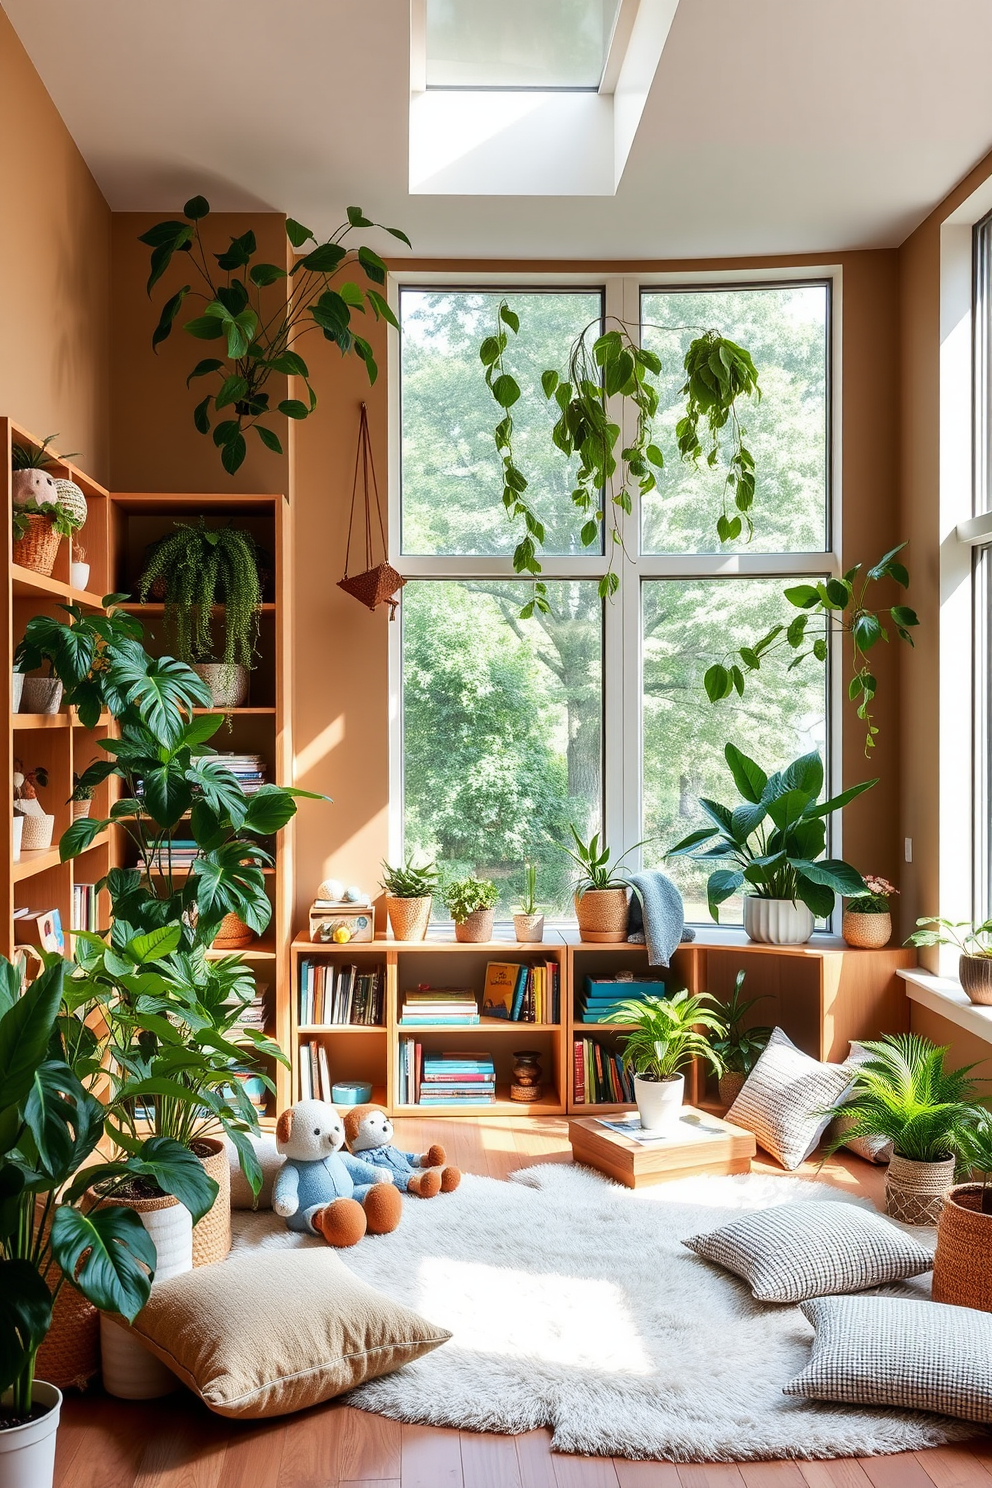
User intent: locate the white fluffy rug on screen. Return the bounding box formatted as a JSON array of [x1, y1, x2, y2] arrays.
[[230, 1162, 972, 1461]]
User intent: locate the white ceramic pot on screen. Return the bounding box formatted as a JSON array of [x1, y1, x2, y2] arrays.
[[513, 912, 545, 943], [633, 1072, 685, 1134], [19, 678, 62, 715], [69, 561, 90, 591], [743, 896, 813, 945], [193, 663, 249, 709], [11, 817, 21, 863], [11, 674, 22, 713], [11, 469, 58, 507], [0, 1380, 62, 1488], [97, 1194, 192, 1399]]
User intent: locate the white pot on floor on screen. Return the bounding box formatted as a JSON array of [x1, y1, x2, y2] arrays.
[[95, 1193, 191, 1400], [0, 1380, 62, 1488], [634, 1072, 684, 1134], [743, 896, 813, 945]]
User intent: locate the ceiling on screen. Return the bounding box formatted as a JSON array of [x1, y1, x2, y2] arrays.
[[7, 0, 992, 259]]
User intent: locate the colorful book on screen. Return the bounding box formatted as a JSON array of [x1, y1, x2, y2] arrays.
[[481, 962, 519, 1019]]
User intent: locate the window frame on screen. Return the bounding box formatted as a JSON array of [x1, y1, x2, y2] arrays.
[[387, 266, 844, 927]]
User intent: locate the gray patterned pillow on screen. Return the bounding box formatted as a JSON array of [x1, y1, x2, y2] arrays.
[[786, 1296, 992, 1425], [726, 1027, 853, 1170], [683, 1201, 932, 1302], [836, 1046, 893, 1163]]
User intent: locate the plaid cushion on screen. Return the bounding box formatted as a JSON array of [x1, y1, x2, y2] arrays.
[[683, 1201, 932, 1303], [786, 1296, 992, 1425], [726, 1027, 853, 1169]]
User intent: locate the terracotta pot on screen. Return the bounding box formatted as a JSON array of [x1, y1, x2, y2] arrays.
[[884, 1151, 955, 1227], [193, 663, 249, 709], [743, 896, 813, 945], [842, 910, 891, 949], [386, 895, 432, 941], [191, 1138, 231, 1268], [0, 1380, 61, 1488], [958, 954, 992, 1006], [12, 514, 60, 576], [718, 1070, 747, 1107], [575, 887, 629, 943], [210, 912, 254, 950], [513, 912, 545, 943], [454, 908, 495, 944], [20, 677, 63, 715], [932, 1183, 992, 1312]]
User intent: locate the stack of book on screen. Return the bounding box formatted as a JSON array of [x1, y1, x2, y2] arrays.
[[397, 1041, 496, 1105], [195, 752, 267, 795], [71, 883, 99, 933], [399, 990, 479, 1025], [298, 962, 384, 1026], [13, 907, 63, 954], [138, 839, 199, 870], [572, 1037, 636, 1105], [576, 976, 667, 1023], [480, 961, 560, 1023], [231, 982, 268, 1031]]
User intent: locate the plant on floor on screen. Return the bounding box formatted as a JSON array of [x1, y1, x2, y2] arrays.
[[140, 197, 410, 473], [822, 1034, 982, 1164], [137, 519, 262, 675], [606, 990, 725, 1082], [562, 827, 646, 895], [667, 745, 874, 921], [709, 971, 773, 1076], [379, 855, 439, 898], [480, 304, 760, 610], [443, 875, 499, 921], [0, 955, 216, 1419], [845, 875, 898, 915], [702, 544, 919, 753], [905, 916, 992, 957]]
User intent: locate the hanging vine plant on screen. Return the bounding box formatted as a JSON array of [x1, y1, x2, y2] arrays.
[[138, 520, 262, 672], [480, 304, 760, 607]]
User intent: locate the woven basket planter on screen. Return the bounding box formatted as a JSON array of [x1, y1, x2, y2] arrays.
[[575, 888, 629, 943], [932, 1183, 992, 1312], [191, 1138, 231, 1268], [842, 910, 892, 948], [210, 912, 254, 950], [958, 954, 992, 1006], [718, 1071, 747, 1107], [35, 1280, 99, 1392], [513, 912, 545, 943], [17, 812, 55, 851], [884, 1151, 955, 1226], [387, 895, 432, 941], [12, 513, 61, 575], [454, 908, 495, 944]]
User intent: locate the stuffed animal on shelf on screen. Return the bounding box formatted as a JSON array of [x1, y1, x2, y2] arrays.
[[342, 1104, 461, 1198], [273, 1099, 402, 1246]]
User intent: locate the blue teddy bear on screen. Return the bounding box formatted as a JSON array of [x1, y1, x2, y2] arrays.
[[273, 1099, 402, 1245], [343, 1104, 461, 1197]]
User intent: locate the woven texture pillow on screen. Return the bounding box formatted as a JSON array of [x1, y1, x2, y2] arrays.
[[683, 1200, 932, 1302], [835, 1046, 893, 1163], [111, 1249, 450, 1418], [786, 1295, 992, 1425], [726, 1027, 853, 1169]]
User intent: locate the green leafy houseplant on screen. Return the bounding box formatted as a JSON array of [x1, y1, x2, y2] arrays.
[[379, 856, 439, 899], [667, 745, 874, 921], [138, 520, 262, 675], [606, 990, 725, 1082], [0, 955, 215, 1419], [906, 917, 992, 958], [443, 876, 499, 921], [480, 303, 760, 610], [703, 545, 919, 753], [957, 1107, 992, 1214], [517, 862, 539, 917], [11, 500, 79, 545], [846, 875, 898, 915], [709, 971, 773, 1077], [141, 197, 409, 474], [562, 827, 646, 894]]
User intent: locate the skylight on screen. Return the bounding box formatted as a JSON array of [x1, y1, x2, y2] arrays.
[[425, 0, 623, 91]]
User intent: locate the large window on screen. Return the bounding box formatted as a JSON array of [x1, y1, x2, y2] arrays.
[[395, 278, 834, 923], [971, 213, 992, 919]]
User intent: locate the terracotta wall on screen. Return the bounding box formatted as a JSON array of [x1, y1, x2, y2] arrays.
[[0, 5, 111, 481]]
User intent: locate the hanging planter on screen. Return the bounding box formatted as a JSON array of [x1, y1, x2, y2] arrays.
[[338, 403, 405, 618]]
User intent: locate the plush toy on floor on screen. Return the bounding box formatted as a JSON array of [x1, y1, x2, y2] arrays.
[[273, 1099, 402, 1245], [342, 1104, 461, 1197]]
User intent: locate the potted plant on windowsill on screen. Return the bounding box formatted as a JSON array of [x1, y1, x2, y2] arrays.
[[562, 828, 645, 943], [905, 916, 992, 1006], [513, 862, 544, 943], [444, 875, 499, 943], [605, 990, 725, 1134], [933, 1106, 992, 1312], [822, 1033, 981, 1225], [668, 745, 875, 946], [380, 855, 438, 941], [709, 970, 773, 1107], [842, 875, 898, 948]]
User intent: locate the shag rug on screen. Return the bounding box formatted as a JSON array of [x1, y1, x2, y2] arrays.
[[230, 1162, 973, 1462]]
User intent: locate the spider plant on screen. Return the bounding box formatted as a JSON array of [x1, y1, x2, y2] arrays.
[[606, 990, 725, 1082], [562, 827, 648, 895]]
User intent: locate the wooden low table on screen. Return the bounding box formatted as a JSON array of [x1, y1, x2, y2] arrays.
[[568, 1105, 756, 1188]]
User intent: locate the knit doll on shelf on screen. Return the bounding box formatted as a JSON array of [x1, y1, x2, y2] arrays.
[[343, 1104, 461, 1198]]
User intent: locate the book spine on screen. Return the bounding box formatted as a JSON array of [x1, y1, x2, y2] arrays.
[[573, 1040, 585, 1104]]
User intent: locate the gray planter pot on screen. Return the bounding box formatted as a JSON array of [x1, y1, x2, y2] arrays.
[[20, 677, 63, 715]]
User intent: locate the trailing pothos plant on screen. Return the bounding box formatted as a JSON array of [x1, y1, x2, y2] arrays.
[[480, 303, 760, 612], [141, 196, 410, 474], [701, 543, 919, 753]]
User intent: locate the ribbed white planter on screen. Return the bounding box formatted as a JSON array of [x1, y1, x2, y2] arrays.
[[513, 913, 545, 943], [0, 1381, 61, 1488], [97, 1194, 192, 1399], [743, 896, 813, 945], [634, 1072, 685, 1134]]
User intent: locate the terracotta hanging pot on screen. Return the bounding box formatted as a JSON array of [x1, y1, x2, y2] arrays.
[[338, 403, 406, 618]]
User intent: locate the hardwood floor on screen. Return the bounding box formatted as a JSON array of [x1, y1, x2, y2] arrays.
[[54, 1115, 991, 1488]]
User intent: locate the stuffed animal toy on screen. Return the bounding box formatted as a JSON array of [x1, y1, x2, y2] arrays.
[[342, 1104, 461, 1197], [273, 1099, 402, 1245]]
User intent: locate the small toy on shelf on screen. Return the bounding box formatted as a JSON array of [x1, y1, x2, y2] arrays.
[[309, 881, 374, 943], [343, 1104, 461, 1198], [273, 1099, 402, 1246]]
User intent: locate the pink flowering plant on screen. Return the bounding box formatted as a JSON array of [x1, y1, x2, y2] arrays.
[[846, 876, 899, 915]]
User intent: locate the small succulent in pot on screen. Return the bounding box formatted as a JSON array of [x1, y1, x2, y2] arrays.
[[562, 827, 645, 943], [606, 989, 725, 1134], [380, 855, 439, 941], [444, 875, 499, 943], [513, 862, 545, 943], [70, 773, 96, 819]]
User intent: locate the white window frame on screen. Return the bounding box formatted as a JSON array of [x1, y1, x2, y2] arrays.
[[386, 266, 843, 924]]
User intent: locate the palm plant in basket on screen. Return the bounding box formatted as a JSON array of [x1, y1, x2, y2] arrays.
[[932, 1106, 992, 1312], [606, 990, 724, 1134], [822, 1034, 982, 1225], [380, 855, 439, 942]]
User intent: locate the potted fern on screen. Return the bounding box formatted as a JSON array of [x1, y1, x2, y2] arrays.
[[823, 1034, 981, 1225], [513, 862, 544, 944], [137, 519, 262, 706], [380, 856, 439, 941], [933, 1106, 992, 1312], [563, 827, 644, 943], [605, 990, 725, 1134], [444, 875, 499, 943]]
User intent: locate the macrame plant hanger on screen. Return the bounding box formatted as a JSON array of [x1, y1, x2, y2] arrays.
[[338, 402, 405, 618]]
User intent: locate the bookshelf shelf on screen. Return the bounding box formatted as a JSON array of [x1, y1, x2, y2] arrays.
[[298, 1023, 387, 1035], [398, 1019, 561, 1033], [13, 714, 71, 730], [12, 846, 64, 882]]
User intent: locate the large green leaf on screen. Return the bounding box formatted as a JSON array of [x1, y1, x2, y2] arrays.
[[765, 789, 813, 832], [707, 868, 744, 920], [805, 778, 878, 819], [241, 784, 298, 835], [779, 751, 823, 799], [792, 858, 868, 896], [724, 743, 767, 803], [193, 852, 272, 936], [186, 757, 248, 830], [59, 814, 106, 861], [794, 876, 835, 918], [51, 1205, 155, 1320], [666, 826, 718, 856], [22, 1062, 101, 1181], [0, 960, 64, 1115], [114, 657, 211, 743], [0, 959, 22, 1021], [0, 1259, 52, 1392], [142, 761, 194, 827], [129, 925, 183, 963], [131, 1136, 218, 1223]]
